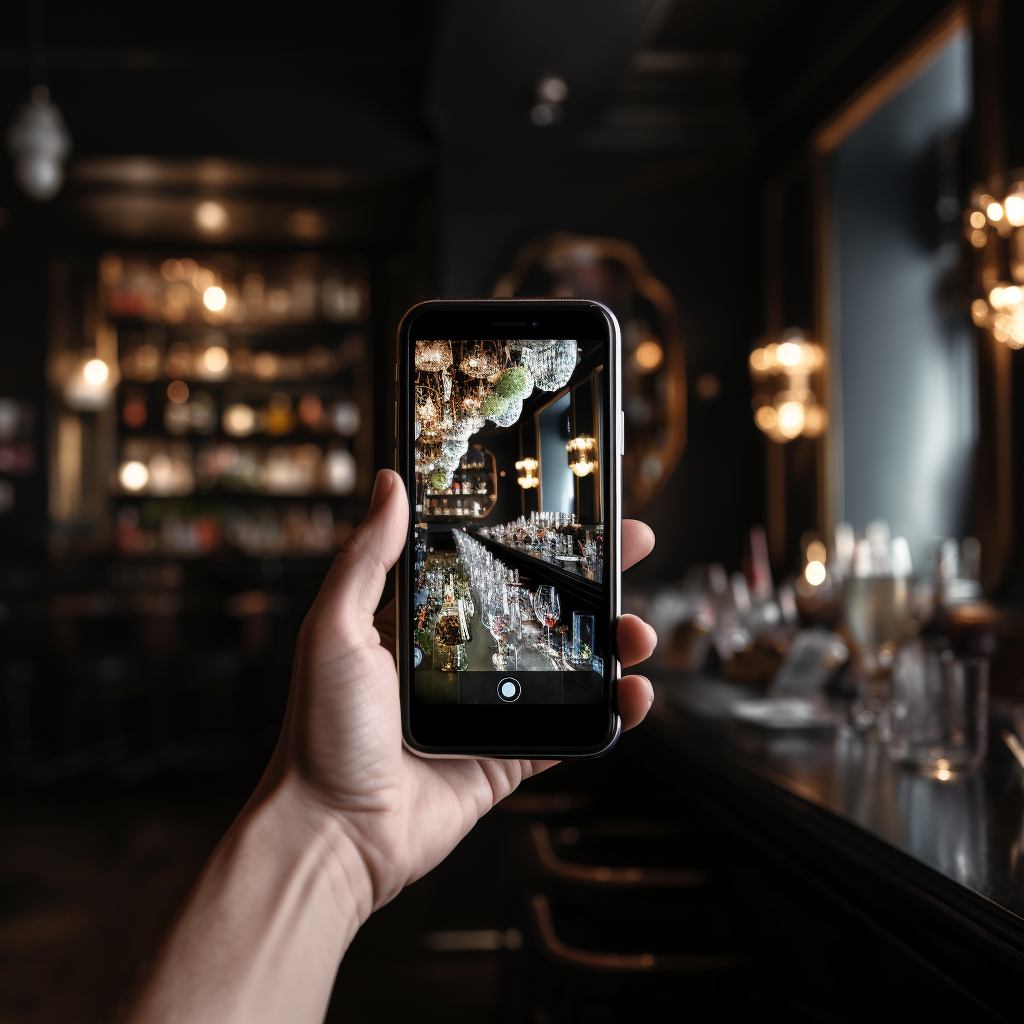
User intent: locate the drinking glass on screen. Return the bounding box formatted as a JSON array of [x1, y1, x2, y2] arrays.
[[843, 575, 913, 736], [572, 612, 595, 667], [534, 586, 561, 654], [888, 644, 988, 779], [488, 587, 511, 666]]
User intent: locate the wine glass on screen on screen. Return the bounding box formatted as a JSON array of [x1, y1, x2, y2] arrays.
[[481, 591, 499, 651], [505, 585, 525, 669], [488, 587, 511, 666], [534, 585, 561, 655]]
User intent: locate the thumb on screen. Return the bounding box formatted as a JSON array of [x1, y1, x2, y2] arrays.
[[310, 470, 408, 632]]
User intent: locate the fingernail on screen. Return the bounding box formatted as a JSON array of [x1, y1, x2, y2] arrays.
[[370, 470, 393, 510]]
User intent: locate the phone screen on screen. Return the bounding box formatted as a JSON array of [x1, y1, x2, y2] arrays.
[[400, 303, 618, 754]]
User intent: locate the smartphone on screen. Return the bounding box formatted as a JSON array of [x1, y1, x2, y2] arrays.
[[396, 299, 622, 759]]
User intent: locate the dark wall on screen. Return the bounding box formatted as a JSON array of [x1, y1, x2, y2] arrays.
[[434, 145, 761, 582]]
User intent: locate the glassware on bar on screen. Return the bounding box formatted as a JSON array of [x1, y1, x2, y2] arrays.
[[888, 641, 988, 778], [534, 585, 561, 655], [842, 522, 914, 737], [572, 611, 595, 667]]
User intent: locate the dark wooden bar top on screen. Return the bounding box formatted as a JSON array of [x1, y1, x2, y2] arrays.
[[640, 672, 1024, 1022]]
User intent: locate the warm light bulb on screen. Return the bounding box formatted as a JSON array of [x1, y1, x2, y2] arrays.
[[203, 345, 229, 373], [754, 405, 777, 432], [203, 286, 227, 312], [776, 341, 802, 367], [634, 338, 664, 371], [776, 400, 805, 438], [804, 560, 826, 586], [83, 358, 110, 386], [989, 285, 1021, 311], [1005, 194, 1024, 227], [119, 460, 149, 491], [806, 540, 826, 563], [987, 202, 1004, 222], [223, 403, 257, 437], [194, 201, 228, 233], [970, 210, 987, 229]]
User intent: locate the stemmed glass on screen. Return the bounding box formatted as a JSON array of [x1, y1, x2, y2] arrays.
[[504, 585, 527, 669], [481, 591, 499, 651], [534, 585, 561, 655], [487, 587, 510, 667]]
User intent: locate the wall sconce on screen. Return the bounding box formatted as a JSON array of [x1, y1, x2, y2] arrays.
[[566, 436, 596, 476], [965, 181, 1024, 348], [516, 457, 539, 488], [749, 329, 827, 444]]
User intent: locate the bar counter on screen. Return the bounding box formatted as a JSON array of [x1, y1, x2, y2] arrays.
[[470, 530, 602, 609], [641, 672, 1024, 1022]]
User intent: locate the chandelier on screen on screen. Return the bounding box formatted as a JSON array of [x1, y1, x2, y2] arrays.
[[748, 329, 827, 444]]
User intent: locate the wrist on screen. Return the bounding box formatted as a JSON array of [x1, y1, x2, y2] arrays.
[[251, 772, 377, 939]]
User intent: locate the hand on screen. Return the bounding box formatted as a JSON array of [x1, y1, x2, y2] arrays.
[[259, 469, 657, 922], [122, 469, 657, 1024]]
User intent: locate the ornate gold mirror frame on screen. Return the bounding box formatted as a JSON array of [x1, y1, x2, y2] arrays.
[[494, 232, 686, 515]]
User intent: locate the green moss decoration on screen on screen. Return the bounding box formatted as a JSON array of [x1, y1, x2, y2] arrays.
[[480, 393, 509, 417], [492, 365, 533, 402]]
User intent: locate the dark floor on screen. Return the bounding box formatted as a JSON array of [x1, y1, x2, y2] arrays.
[[0, 729, 994, 1024]]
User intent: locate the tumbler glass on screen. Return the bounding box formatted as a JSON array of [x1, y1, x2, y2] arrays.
[[571, 612, 594, 667], [888, 642, 988, 779]]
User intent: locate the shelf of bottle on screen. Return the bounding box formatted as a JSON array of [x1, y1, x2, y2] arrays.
[[108, 316, 369, 337], [118, 428, 361, 444], [118, 378, 357, 391], [114, 489, 364, 501]]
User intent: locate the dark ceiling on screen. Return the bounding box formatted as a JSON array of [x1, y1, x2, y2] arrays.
[[0, 0, 820, 165], [0, 0, 960, 220]]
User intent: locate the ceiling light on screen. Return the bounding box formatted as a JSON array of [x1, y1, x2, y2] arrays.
[[6, 85, 72, 201]]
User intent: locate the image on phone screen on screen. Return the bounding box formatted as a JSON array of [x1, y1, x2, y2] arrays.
[[410, 337, 607, 707]]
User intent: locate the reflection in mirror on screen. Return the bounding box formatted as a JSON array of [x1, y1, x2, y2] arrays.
[[518, 412, 539, 516], [536, 390, 573, 516], [571, 372, 599, 524], [420, 444, 497, 519], [494, 233, 686, 515]]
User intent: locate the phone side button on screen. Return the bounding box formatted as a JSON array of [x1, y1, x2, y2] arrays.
[[618, 410, 625, 455]]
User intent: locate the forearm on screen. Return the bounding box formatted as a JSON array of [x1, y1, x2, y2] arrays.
[[122, 776, 371, 1024]]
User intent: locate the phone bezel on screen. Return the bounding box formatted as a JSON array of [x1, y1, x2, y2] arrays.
[[396, 298, 622, 759]]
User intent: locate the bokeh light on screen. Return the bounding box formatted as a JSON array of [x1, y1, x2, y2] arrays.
[[83, 358, 110, 386], [203, 286, 227, 312], [119, 460, 149, 491], [804, 560, 826, 586], [194, 201, 228, 234]]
